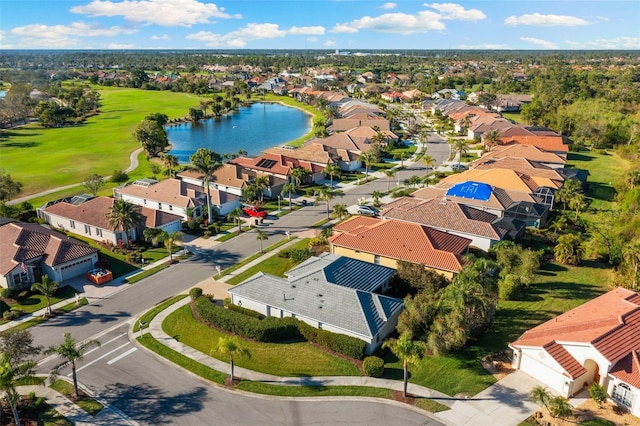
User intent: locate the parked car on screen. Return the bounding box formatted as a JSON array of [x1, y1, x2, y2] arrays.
[[356, 205, 379, 216], [451, 163, 468, 171], [242, 205, 268, 218]]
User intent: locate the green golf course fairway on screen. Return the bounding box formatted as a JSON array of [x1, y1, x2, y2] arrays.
[[1, 87, 201, 196]]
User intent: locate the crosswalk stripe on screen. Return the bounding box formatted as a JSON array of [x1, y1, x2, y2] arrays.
[[106, 347, 137, 365]]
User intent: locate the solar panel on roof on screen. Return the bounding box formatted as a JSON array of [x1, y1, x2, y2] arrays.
[[256, 159, 277, 169], [446, 181, 493, 201]]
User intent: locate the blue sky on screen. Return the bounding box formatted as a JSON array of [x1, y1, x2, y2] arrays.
[[1, 1, 638, 50]]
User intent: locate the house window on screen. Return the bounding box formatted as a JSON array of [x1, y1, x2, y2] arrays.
[[12, 272, 29, 285], [96, 228, 102, 237], [84, 224, 91, 235], [69, 220, 75, 229], [374, 255, 381, 265], [613, 383, 633, 407]]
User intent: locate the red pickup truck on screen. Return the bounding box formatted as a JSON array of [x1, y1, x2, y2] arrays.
[[242, 206, 268, 218]]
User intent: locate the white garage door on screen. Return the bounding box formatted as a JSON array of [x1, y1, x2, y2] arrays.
[[60, 257, 94, 281]]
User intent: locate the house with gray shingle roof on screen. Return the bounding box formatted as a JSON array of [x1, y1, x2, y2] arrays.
[[228, 253, 402, 355], [0, 219, 98, 289]]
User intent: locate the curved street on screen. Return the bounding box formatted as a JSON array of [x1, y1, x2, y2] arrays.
[[23, 140, 453, 425]]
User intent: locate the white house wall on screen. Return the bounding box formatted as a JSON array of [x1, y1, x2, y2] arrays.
[[518, 347, 571, 396], [607, 377, 640, 417], [44, 212, 119, 244], [118, 194, 189, 220]]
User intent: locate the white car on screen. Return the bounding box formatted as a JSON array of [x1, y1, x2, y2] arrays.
[[356, 205, 379, 216]]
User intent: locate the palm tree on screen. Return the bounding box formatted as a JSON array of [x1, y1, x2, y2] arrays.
[[255, 229, 268, 253], [227, 207, 243, 234], [0, 354, 39, 426], [483, 129, 501, 150], [453, 139, 469, 168], [623, 241, 640, 288], [252, 175, 271, 203], [359, 151, 375, 179], [31, 275, 58, 317], [421, 154, 435, 173], [107, 199, 144, 246], [385, 169, 397, 191], [323, 163, 341, 188], [530, 385, 551, 414], [216, 336, 250, 382], [371, 190, 383, 207], [189, 148, 223, 220], [162, 154, 179, 178], [290, 167, 310, 189], [143, 227, 167, 247], [314, 187, 343, 219], [164, 231, 183, 262], [281, 182, 296, 210], [567, 192, 587, 220], [555, 179, 582, 210], [382, 332, 425, 397], [554, 233, 584, 265], [46, 332, 101, 399], [332, 203, 348, 220]]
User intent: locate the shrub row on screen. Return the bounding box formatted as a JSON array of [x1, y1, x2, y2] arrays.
[[195, 297, 367, 360], [297, 321, 366, 360], [223, 298, 265, 319], [194, 297, 300, 342]]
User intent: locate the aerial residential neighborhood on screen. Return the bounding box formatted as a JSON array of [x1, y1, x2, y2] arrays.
[[0, 2, 639, 425]]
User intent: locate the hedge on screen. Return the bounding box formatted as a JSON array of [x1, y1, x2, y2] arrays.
[[194, 297, 300, 342], [298, 321, 366, 360], [195, 297, 366, 360]]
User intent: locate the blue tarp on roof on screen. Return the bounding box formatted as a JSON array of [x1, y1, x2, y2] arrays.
[[446, 181, 493, 201]]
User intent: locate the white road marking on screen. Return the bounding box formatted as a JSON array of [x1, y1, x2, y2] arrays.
[[106, 347, 137, 365], [85, 332, 128, 356], [71, 342, 130, 375]]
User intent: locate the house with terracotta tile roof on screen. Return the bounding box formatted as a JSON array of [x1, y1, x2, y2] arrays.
[[0, 220, 98, 289], [438, 168, 559, 209], [477, 145, 566, 170], [412, 183, 548, 229], [178, 163, 250, 198], [510, 287, 640, 418], [228, 253, 402, 355], [38, 196, 182, 245], [114, 178, 241, 220], [328, 116, 390, 132], [328, 216, 471, 278], [230, 153, 324, 188], [380, 197, 515, 251]]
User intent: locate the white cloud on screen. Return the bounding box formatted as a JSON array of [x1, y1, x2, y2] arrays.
[[107, 42, 135, 48], [520, 37, 558, 49], [288, 26, 325, 35], [9, 21, 139, 48], [324, 40, 337, 47], [423, 3, 486, 20], [151, 34, 169, 40], [71, 0, 241, 27], [458, 43, 509, 49], [333, 11, 445, 34], [504, 13, 589, 27], [566, 36, 640, 49], [331, 3, 483, 35], [186, 22, 323, 47], [380, 2, 397, 9]]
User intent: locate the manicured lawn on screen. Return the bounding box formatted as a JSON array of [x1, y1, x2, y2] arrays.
[[215, 237, 297, 280], [2, 285, 78, 315], [384, 261, 613, 397], [1, 87, 200, 196], [38, 406, 73, 426], [225, 238, 311, 285], [163, 305, 361, 377], [566, 150, 632, 211], [238, 381, 392, 398], [133, 294, 187, 332], [50, 379, 104, 416]]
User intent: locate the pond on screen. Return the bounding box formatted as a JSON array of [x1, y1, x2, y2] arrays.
[[167, 102, 312, 163]]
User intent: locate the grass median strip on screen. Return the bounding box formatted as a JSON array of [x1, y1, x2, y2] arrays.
[[124, 263, 170, 284], [7, 298, 88, 332], [49, 379, 104, 416], [133, 294, 187, 332]]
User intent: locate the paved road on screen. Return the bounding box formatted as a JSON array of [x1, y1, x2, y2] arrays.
[[28, 143, 450, 424]]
